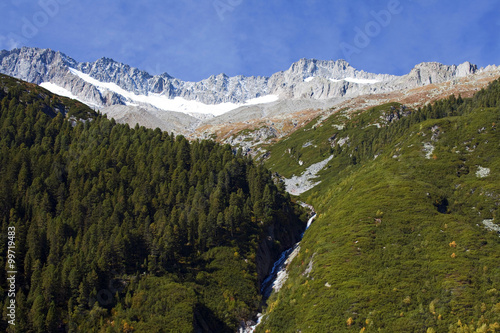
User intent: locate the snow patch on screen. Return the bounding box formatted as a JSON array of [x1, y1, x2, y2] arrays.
[[245, 94, 279, 105], [67, 67, 278, 116], [40, 82, 79, 100], [344, 77, 381, 84], [305, 77, 380, 84]]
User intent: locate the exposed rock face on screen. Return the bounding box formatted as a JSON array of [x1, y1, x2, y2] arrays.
[[390, 61, 479, 88], [0, 47, 75, 84], [267, 58, 397, 100], [0, 47, 272, 105], [255, 214, 306, 286], [1, 47, 492, 108], [0, 47, 498, 136]]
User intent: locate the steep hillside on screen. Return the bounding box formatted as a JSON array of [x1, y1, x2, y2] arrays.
[[215, 70, 500, 158], [256, 81, 500, 332], [0, 74, 307, 332]]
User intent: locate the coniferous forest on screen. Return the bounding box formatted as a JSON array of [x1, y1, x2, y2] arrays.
[[0, 74, 307, 332], [1, 71, 500, 333]]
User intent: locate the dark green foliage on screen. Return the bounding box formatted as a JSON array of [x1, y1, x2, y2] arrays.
[[0, 74, 306, 332], [258, 80, 500, 332]]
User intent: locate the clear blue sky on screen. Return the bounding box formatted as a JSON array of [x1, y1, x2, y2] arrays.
[[0, 0, 499, 81]]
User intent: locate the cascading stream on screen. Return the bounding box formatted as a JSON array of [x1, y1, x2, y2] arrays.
[[240, 205, 316, 332]]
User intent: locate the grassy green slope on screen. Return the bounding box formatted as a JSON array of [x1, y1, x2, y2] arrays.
[[258, 82, 500, 332], [264, 102, 403, 179]]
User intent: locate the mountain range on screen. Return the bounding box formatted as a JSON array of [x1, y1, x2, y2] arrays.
[[1, 46, 500, 332], [2, 47, 499, 140]]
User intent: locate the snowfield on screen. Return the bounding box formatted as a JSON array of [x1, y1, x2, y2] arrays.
[[344, 77, 381, 84], [40, 82, 80, 100], [66, 67, 279, 116]]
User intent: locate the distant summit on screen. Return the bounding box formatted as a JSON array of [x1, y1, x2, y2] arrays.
[[0, 46, 498, 136]]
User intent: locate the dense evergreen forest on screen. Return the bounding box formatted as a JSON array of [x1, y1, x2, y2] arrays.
[[0, 74, 307, 332], [2, 71, 499, 333]]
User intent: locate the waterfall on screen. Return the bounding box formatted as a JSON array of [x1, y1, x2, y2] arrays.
[[240, 211, 317, 332]]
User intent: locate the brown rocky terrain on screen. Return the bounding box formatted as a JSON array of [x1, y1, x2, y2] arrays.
[[199, 67, 500, 155]]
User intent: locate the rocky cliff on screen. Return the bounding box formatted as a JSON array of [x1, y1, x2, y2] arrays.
[[0, 47, 498, 137]]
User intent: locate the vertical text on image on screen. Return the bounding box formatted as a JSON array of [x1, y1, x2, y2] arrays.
[[6, 226, 17, 326]]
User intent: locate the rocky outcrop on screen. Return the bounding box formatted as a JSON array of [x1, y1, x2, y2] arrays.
[[1, 47, 498, 136], [255, 209, 307, 287], [2, 47, 494, 109], [390, 61, 479, 89]]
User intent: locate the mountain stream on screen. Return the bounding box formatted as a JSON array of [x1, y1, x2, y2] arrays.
[[240, 203, 316, 332]]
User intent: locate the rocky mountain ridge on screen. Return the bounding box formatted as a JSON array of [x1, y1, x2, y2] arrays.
[[1, 47, 498, 138]]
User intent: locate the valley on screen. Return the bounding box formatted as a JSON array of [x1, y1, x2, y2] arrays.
[[0, 47, 499, 332]]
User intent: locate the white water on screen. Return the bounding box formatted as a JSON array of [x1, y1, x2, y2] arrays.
[[241, 209, 316, 332]]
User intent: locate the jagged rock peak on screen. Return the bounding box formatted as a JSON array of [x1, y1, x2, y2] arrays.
[[77, 57, 154, 82], [96, 56, 116, 64], [456, 61, 478, 77], [412, 61, 478, 77], [1, 46, 497, 110], [16, 46, 76, 66], [207, 73, 229, 80], [288, 58, 355, 78]]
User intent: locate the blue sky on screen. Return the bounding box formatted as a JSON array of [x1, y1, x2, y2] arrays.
[[0, 0, 499, 81]]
